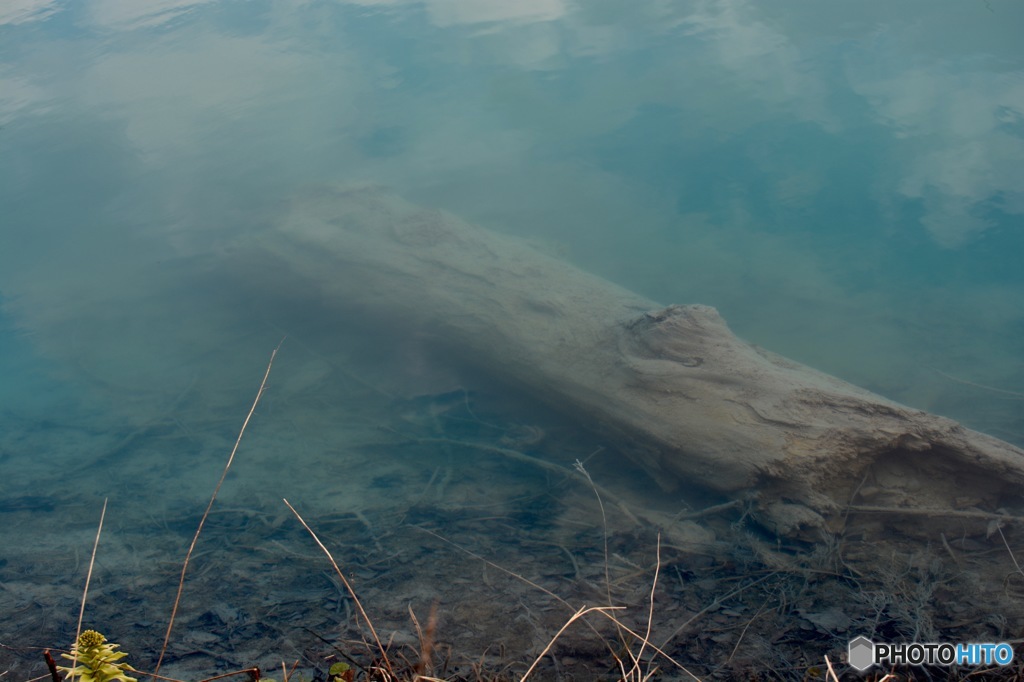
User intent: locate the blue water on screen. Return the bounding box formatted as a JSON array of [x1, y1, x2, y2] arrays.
[[2, 1, 1023, 679]]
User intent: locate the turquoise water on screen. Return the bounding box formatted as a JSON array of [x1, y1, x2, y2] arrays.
[[2, 1, 1023, 679]]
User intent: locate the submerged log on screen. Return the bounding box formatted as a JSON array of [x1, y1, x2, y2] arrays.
[[230, 186, 1024, 542]]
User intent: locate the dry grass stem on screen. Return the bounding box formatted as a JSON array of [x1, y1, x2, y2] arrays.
[[824, 654, 839, 681], [997, 525, 1024, 579], [725, 590, 773, 666], [572, 460, 617, 629], [519, 605, 624, 682], [627, 533, 660, 681], [415, 527, 628, 668], [418, 489, 702, 680], [282, 498, 394, 677], [156, 341, 283, 674], [658, 573, 775, 650], [418, 438, 642, 525], [71, 498, 108, 674], [408, 603, 438, 679], [415, 528, 575, 613]]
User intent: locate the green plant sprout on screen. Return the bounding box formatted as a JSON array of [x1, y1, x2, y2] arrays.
[[58, 630, 138, 682], [328, 662, 354, 682]]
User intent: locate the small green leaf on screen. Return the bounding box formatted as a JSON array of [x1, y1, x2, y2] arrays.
[[328, 663, 350, 676]]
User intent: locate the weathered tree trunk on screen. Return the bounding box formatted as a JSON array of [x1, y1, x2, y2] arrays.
[[231, 186, 1024, 542]]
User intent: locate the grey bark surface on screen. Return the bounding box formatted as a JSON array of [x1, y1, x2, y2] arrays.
[[230, 186, 1024, 541]]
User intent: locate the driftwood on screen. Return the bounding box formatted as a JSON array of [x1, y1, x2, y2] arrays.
[[229, 186, 1024, 543]]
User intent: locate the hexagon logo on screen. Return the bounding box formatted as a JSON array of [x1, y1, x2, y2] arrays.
[[848, 636, 875, 671]]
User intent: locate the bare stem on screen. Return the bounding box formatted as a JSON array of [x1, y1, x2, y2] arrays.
[[520, 606, 623, 682], [282, 499, 393, 677], [71, 498, 107, 674], [156, 341, 283, 674]]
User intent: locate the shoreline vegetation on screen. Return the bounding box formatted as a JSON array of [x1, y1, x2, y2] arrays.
[[6, 344, 1023, 681]]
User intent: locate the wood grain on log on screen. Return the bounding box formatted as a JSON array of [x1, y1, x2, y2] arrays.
[[228, 186, 1024, 541]]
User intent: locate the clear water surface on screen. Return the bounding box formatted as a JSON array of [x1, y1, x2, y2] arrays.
[[1, 0, 1023, 678]]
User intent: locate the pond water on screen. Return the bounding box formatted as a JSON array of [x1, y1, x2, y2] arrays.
[[1, 1, 1023, 680]]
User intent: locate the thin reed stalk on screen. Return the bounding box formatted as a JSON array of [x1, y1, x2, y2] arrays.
[[626, 533, 660, 681], [155, 341, 283, 674], [520, 605, 624, 682], [282, 499, 394, 677], [70, 498, 108, 675]]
